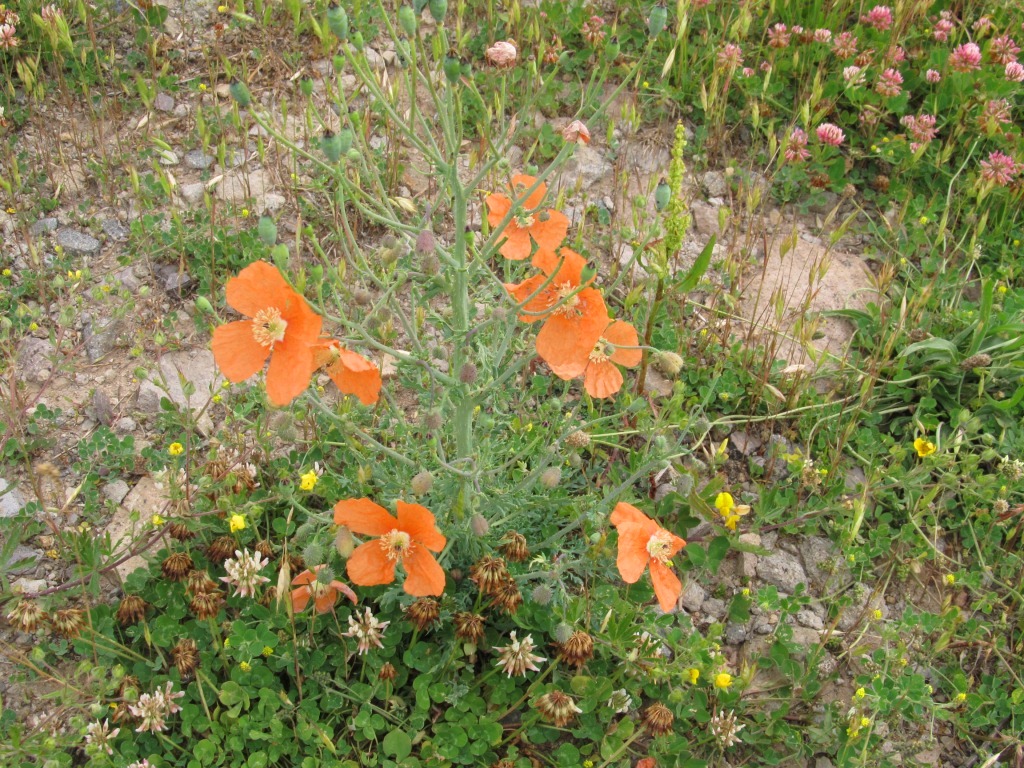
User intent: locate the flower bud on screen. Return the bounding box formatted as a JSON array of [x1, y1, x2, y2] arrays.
[[648, 4, 668, 37], [423, 411, 443, 430], [258, 215, 278, 246], [302, 542, 324, 566], [562, 120, 590, 144], [539, 467, 562, 488], [335, 526, 355, 558], [421, 254, 440, 275], [397, 5, 416, 35], [470, 513, 490, 537], [443, 54, 461, 84], [411, 470, 434, 496], [336, 127, 354, 154], [531, 584, 553, 605], [459, 362, 478, 384], [415, 228, 435, 256], [655, 178, 671, 211], [194, 295, 214, 314], [326, 3, 349, 40], [229, 81, 251, 107], [357, 465, 372, 484], [321, 130, 343, 162], [553, 621, 574, 644], [427, 0, 447, 23], [653, 350, 684, 377]]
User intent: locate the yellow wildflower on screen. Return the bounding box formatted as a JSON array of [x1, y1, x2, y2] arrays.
[[714, 673, 733, 689], [855, 687, 866, 699], [262, 646, 273, 657], [151, 514, 166, 526], [299, 470, 319, 491], [688, 668, 700, 684], [943, 573, 955, 585], [229, 514, 247, 532], [168, 442, 184, 456], [913, 437, 936, 457], [239, 661, 251, 672]]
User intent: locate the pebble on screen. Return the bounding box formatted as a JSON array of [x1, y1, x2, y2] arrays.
[[183, 150, 215, 170], [103, 479, 131, 504], [102, 219, 130, 240], [756, 551, 808, 593], [0, 478, 26, 518], [29, 218, 59, 236], [154, 92, 175, 112], [55, 228, 101, 257]]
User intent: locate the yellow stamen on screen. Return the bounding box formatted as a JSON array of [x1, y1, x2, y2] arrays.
[[588, 337, 613, 365], [646, 530, 674, 564], [380, 529, 413, 561], [252, 307, 287, 347]]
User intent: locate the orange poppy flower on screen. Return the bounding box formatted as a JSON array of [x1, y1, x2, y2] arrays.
[[485, 174, 569, 261], [212, 261, 323, 406], [534, 287, 608, 375], [312, 339, 382, 405], [609, 502, 686, 612], [548, 319, 642, 398], [334, 498, 447, 597], [290, 565, 358, 614], [504, 248, 592, 323]]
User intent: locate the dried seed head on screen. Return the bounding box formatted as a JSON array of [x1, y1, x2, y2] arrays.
[[410, 470, 434, 496], [960, 353, 992, 370], [539, 467, 561, 488], [499, 531, 529, 563], [653, 350, 684, 377], [379, 662, 397, 681], [491, 578, 523, 615], [254, 539, 274, 559], [185, 570, 219, 596], [469, 556, 509, 594], [534, 690, 582, 727], [259, 585, 278, 608], [161, 552, 194, 581], [415, 229, 436, 256], [558, 630, 595, 669], [352, 288, 373, 306], [171, 638, 200, 679], [453, 612, 486, 643], [405, 598, 440, 631], [207, 536, 237, 563], [423, 411, 443, 431], [643, 702, 675, 736], [470, 513, 490, 537], [167, 522, 196, 541], [459, 362, 478, 384], [51, 608, 85, 639], [189, 591, 224, 620], [6, 600, 47, 633], [564, 430, 591, 449], [531, 584, 553, 605], [116, 595, 147, 626]]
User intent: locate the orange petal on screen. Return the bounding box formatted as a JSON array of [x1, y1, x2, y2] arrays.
[[265, 333, 316, 406], [604, 320, 643, 368], [330, 580, 359, 605], [485, 193, 512, 227], [498, 225, 533, 261], [649, 559, 682, 612], [290, 586, 311, 613], [610, 502, 652, 528], [313, 589, 338, 614], [506, 275, 554, 323], [510, 174, 546, 210], [212, 320, 270, 383], [584, 360, 624, 398], [397, 501, 447, 552], [614, 522, 652, 584], [533, 247, 586, 284], [535, 289, 608, 376], [346, 540, 396, 586], [225, 261, 294, 318], [530, 209, 569, 253], [290, 568, 317, 586], [402, 546, 446, 597], [333, 498, 397, 534], [327, 349, 382, 405]]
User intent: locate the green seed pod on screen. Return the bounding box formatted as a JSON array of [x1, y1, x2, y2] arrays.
[[352, 30, 364, 48], [336, 127, 354, 154], [194, 296, 214, 314], [321, 130, 343, 162], [398, 4, 416, 35], [411, 470, 434, 496], [443, 54, 461, 84], [605, 35, 620, 60], [258, 216, 278, 246], [302, 542, 324, 566], [654, 178, 671, 211], [270, 244, 290, 274], [346, 148, 361, 162], [299, 78, 314, 97], [648, 4, 668, 37], [229, 80, 251, 107], [326, 3, 349, 41], [460, 59, 472, 78], [427, 0, 446, 23]]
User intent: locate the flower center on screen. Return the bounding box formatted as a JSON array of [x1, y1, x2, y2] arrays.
[[252, 307, 287, 347], [514, 213, 536, 229], [308, 580, 330, 599], [646, 530, 675, 564], [380, 529, 413, 561], [588, 337, 613, 364], [553, 282, 581, 317]]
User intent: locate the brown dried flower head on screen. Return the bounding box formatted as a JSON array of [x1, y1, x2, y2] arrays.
[[405, 598, 440, 632], [491, 578, 523, 615], [499, 532, 530, 563], [485, 39, 518, 68], [116, 595, 148, 626], [190, 590, 224, 620], [6, 600, 47, 633], [558, 630, 595, 669], [171, 638, 200, 679], [161, 551, 194, 581], [453, 612, 486, 643], [643, 702, 675, 736], [51, 608, 85, 639], [379, 662, 397, 681], [534, 690, 582, 727], [254, 539, 275, 560], [167, 522, 196, 541], [186, 570, 219, 596], [470, 556, 509, 595], [207, 536, 237, 563], [564, 430, 591, 449]]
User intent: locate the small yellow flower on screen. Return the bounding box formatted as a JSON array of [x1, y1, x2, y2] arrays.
[[217, 4, 227, 11], [955, 692, 966, 702], [241, 208, 250, 218], [299, 470, 319, 492], [223, 637, 231, 647], [262, 646, 273, 657], [715, 493, 734, 514], [1014, 239, 1021, 247], [229, 513, 247, 532], [741, 587, 750, 596], [855, 687, 866, 699], [583, 762, 594, 768], [872, 608, 883, 620], [688, 668, 700, 684], [46, 548, 59, 559], [5, 207, 14, 214], [871, 145, 879, 152], [913, 437, 936, 457], [239, 661, 251, 672], [918, 216, 928, 225], [151, 514, 166, 526], [997, 284, 1007, 295], [1, 268, 11, 277], [199, 83, 208, 92], [899, 656, 908, 666], [642, 81, 650, 88], [212, 394, 222, 403], [882, 136, 889, 143], [847, 554, 856, 564], [860, 717, 871, 728], [28, 322, 38, 331], [168, 442, 184, 456], [714, 672, 733, 689], [943, 573, 955, 585]]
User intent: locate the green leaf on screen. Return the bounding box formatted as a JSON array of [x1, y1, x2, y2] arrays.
[[677, 235, 715, 293], [707, 536, 730, 572], [383, 730, 412, 762], [195, 739, 217, 765], [247, 753, 268, 768]]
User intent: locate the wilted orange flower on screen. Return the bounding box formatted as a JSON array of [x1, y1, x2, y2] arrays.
[[549, 319, 642, 398], [485, 39, 518, 68], [562, 120, 591, 144], [312, 339, 382, 405], [334, 498, 447, 596], [290, 565, 358, 614], [610, 502, 686, 612], [212, 261, 323, 406], [485, 174, 569, 261], [505, 248, 591, 323]]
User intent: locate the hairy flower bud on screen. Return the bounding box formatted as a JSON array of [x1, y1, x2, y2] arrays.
[[423, 411, 443, 430], [229, 81, 251, 107], [397, 4, 416, 36], [257, 216, 277, 246], [411, 470, 434, 496], [564, 430, 591, 449], [539, 467, 561, 488], [326, 3, 349, 40], [302, 542, 325, 566], [459, 362, 478, 384], [470, 513, 490, 537], [960, 353, 992, 370], [531, 584, 553, 605], [415, 229, 435, 256], [653, 350, 684, 377]]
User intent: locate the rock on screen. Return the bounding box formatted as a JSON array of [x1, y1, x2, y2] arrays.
[[680, 581, 706, 612], [363, 47, 386, 70], [89, 389, 115, 426], [153, 92, 175, 112], [113, 416, 137, 434], [102, 219, 130, 240], [112, 266, 142, 292], [55, 228, 100, 257], [12, 576, 47, 594], [756, 552, 807, 593], [180, 182, 206, 206], [136, 380, 165, 413], [796, 608, 825, 630], [564, 144, 612, 187], [16, 337, 56, 382], [703, 171, 728, 197], [172, 104, 190, 118], [737, 532, 761, 579], [157, 150, 179, 166], [2, 545, 40, 575], [155, 264, 195, 296], [141, 350, 224, 435], [789, 626, 821, 648], [82, 314, 124, 362], [642, 368, 674, 399], [799, 536, 849, 589], [730, 430, 761, 456], [103, 479, 131, 504], [808, 191, 840, 215], [29, 217, 59, 236], [215, 168, 268, 205], [838, 582, 886, 631], [108, 477, 167, 580], [815, 754, 835, 767], [262, 193, 286, 213], [701, 597, 726, 619], [183, 150, 215, 170], [844, 465, 867, 490], [725, 622, 748, 645], [0, 478, 26, 518]]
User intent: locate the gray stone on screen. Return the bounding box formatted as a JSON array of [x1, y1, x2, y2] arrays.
[[103, 479, 131, 504], [112, 266, 142, 292], [364, 47, 386, 70], [680, 581, 706, 612], [102, 219, 130, 240], [730, 430, 761, 456], [29, 217, 59, 236], [844, 465, 867, 490], [137, 380, 165, 413], [12, 576, 47, 594], [16, 337, 56, 382], [725, 622, 748, 645], [172, 104, 190, 118], [837, 582, 886, 631], [156, 264, 195, 296], [180, 182, 206, 206], [799, 536, 849, 589], [262, 193, 286, 213], [215, 168, 267, 204], [113, 416, 137, 433], [702, 170, 728, 197], [756, 552, 807, 593], [82, 314, 123, 362], [737, 532, 761, 579], [808, 191, 840, 215], [89, 389, 115, 426], [108, 477, 167, 580], [565, 144, 612, 187], [753, 619, 773, 634], [796, 608, 825, 630], [701, 597, 726, 619], [153, 92, 175, 112], [55, 228, 100, 257], [141, 350, 224, 435], [157, 150, 179, 166], [2, 545, 40, 575], [789, 626, 821, 648], [815, 756, 835, 768], [0, 478, 26, 518], [183, 150, 215, 170]]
